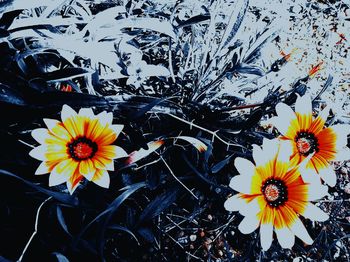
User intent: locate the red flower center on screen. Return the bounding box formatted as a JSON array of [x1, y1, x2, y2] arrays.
[[261, 179, 288, 208], [296, 137, 311, 154], [68, 137, 98, 160], [264, 184, 280, 202], [295, 131, 319, 156]]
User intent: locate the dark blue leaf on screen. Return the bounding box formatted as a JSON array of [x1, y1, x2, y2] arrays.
[[0, 169, 79, 206], [137, 186, 181, 226], [211, 154, 234, 174], [235, 63, 265, 76], [51, 252, 70, 262], [108, 224, 140, 244], [56, 206, 71, 236], [137, 227, 155, 243]]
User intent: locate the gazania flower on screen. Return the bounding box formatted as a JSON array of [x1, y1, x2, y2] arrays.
[[224, 139, 328, 250], [267, 95, 350, 186], [29, 105, 127, 194]]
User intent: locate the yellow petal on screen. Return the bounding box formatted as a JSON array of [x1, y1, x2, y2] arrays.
[[78, 159, 96, 181], [92, 169, 110, 188]]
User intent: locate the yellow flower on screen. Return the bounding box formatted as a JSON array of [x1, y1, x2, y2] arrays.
[[29, 105, 127, 194], [268, 95, 350, 186], [224, 139, 328, 250]]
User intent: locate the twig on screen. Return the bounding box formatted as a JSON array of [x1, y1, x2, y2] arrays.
[[134, 159, 161, 171], [212, 214, 235, 242], [160, 156, 198, 200], [168, 38, 176, 83], [17, 197, 52, 262], [157, 225, 204, 261], [165, 113, 243, 150]]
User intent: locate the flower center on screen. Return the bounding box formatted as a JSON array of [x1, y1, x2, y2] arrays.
[[68, 137, 98, 160], [261, 179, 288, 208], [295, 131, 319, 156], [264, 184, 280, 202]]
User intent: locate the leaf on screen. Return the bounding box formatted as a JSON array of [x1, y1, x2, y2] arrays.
[[219, 0, 249, 51], [108, 224, 140, 244], [137, 227, 155, 243], [0, 10, 23, 29], [0, 83, 27, 105], [243, 25, 278, 63], [76, 182, 146, 240], [137, 186, 181, 226], [92, 18, 177, 39], [129, 97, 168, 120], [82, 6, 126, 33], [52, 252, 70, 262], [175, 136, 208, 152], [56, 206, 71, 236], [176, 14, 210, 28], [211, 154, 234, 174], [126, 140, 164, 164], [0, 255, 12, 262], [235, 63, 265, 76], [0, 169, 79, 206], [140, 64, 170, 78]]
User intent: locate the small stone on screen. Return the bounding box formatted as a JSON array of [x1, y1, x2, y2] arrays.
[[293, 257, 303, 262], [340, 167, 348, 175], [208, 214, 213, 221], [190, 235, 197, 242], [344, 183, 350, 194]]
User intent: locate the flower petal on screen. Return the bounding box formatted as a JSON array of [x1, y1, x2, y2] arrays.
[[31, 128, 50, 144], [329, 124, 350, 149], [253, 139, 279, 167], [79, 108, 94, 118], [127, 140, 164, 164], [92, 169, 110, 188], [35, 161, 51, 175], [295, 94, 312, 119], [49, 159, 78, 187], [272, 103, 299, 138], [302, 203, 329, 222], [66, 171, 84, 194], [61, 104, 77, 123], [275, 227, 295, 249], [295, 95, 312, 130], [260, 222, 273, 251], [111, 124, 124, 138], [176, 136, 208, 152], [224, 194, 243, 212], [79, 159, 96, 181], [229, 175, 252, 194], [240, 197, 261, 217], [277, 140, 293, 164], [334, 147, 350, 161], [308, 182, 328, 201], [97, 145, 128, 160], [238, 215, 260, 234], [318, 165, 336, 187], [29, 145, 47, 161], [309, 106, 329, 135], [43, 118, 71, 141], [234, 157, 255, 177], [97, 111, 113, 127], [290, 216, 313, 245]]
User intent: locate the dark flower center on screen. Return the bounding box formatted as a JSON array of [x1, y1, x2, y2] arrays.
[[295, 131, 319, 156], [68, 137, 98, 160], [261, 179, 288, 208]]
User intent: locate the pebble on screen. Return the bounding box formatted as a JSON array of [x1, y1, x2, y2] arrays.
[[344, 183, 350, 194], [340, 167, 348, 175], [190, 235, 197, 242]]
